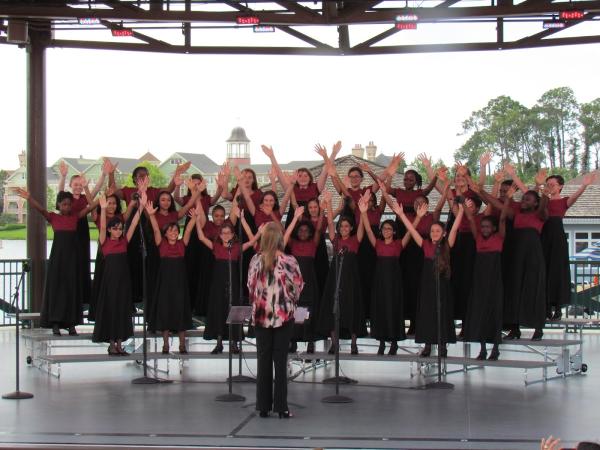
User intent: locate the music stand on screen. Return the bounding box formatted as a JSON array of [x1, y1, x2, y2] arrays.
[[216, 305, 252, 402]]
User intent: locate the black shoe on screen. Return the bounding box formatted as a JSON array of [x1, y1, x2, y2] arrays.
[[278, 411, 293, 419], [476, 351, 487, 360], [107, 346, 120, 356], [288, 341, 298, 354], [179, 346, 188, 355], [552, 309, 562, 321], [162, 345, 170, 354], [52, 325, 61, 336], [68, 326, 78, 336], [457, 328, 464, 341], [211, 344, 224, 354], [350, 344, 359, 355], [306, 342, 315, 354], [531, 329, 543, 341], [440, 347, 448, 358], [377, 341, 385, 355], [505, 328, 521, 340], [328, 343, 337, 355], [231, 342, 240, 354], [388, 342, 398, 356], [420, 345, 431, 357], [406, 323, 416, 336], [488, 349, 500, 361], [259, 411, 269, 418]]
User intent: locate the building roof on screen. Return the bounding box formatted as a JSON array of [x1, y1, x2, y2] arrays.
[[226, 127, 250, 143], [139, 151, 160, 162], [60, 157, 97, 173], [172, 152, 221, 174]]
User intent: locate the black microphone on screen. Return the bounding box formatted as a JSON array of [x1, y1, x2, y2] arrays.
[[227, 240, 233, 249], [236, 195, 243, 203], [132, 192, 140, 201], [22, 261, 30, 273], [337, 247, 347, 256]]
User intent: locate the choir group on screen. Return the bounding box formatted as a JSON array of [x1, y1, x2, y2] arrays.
[[15, 144, 596, 361]]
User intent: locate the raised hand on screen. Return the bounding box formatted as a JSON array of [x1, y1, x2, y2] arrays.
[[14, 187, 30, 200], [322, 190, 333, 204], [583, 172, 596, 186], [80, 174, 89, 188], [188, 208, 196, 218], [494, 170, 505, 183], [358, 197, 368, 213], [534, 168, 548, 186], [261, 145, 274, 159], [98, 194, 107, 209], [198, 179, 207, 192], [294, 206, 305, 218], [140, 191, 148, 207], [416, 202, 428, 218], [314, 144, 328, 159], [175, 175, 184, 187], [455, 163, 468, 177], [288, 170, 298, 185], [331, 141, 342, 159], [144, 200, 157, 215], [417, 153, 431, 168], [326, 164, 337, 177], [479, 151, 492, 166], [59, 160, 68, 178], [233, 165, 243, 181], [343, 175, 351, 189], [503, 162, 516, 176], [392, 200, 404, 217], [464, 198, 474, 211], [506, 183, 518, 199], [540, 435, 561, 450], [222, 161, 231, 178], [437, 166, 448, 183], [175, 161, 192, 176], [268, 167, 277, 185], [101, 158, 113, 175]]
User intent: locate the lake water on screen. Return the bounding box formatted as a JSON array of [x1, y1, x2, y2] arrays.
[[0, 240, 98, 260]]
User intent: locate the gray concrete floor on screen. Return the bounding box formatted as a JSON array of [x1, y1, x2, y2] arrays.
[[1, 326, 600, 450]]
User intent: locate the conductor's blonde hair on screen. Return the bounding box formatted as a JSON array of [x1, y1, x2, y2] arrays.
[[259, 222, 284, 273]]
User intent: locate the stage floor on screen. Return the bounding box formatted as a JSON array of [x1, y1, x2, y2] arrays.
[[1, 327, 600, 450]]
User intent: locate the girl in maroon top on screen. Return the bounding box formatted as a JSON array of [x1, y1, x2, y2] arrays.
[[196, 210, 261, 355], [154, 178, 200, 232], [15, 188, 97, 336], [397, 199, 464, 357], [146, 201, 198, 354], [463, 196, 508, 361], [303, 197, 330, 296], [359, 195, 425, 355], [284, 205, 325, 354], [542, 173, 595, 319], [317, 195, 367, 355], [478, 186, 549, 340], [88, 193, 124, 322], [92, 194, 143, 355]]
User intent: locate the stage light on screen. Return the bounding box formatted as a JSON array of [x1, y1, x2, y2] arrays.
[[395, 22, 417, 30], [253, 25, 275, 33], [560, 10, 585, 20], [111, 28, 134, 37], [236, 15, 260, 25], [543, 19, 566, 29], [78, 18, 100, 25]]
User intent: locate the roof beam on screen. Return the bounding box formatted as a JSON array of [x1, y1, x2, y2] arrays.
[[99, 19, 171, 47], [517, 12, 599, 44]]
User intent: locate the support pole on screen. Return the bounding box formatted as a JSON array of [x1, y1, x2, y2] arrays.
[[26, 23, 50, 315]]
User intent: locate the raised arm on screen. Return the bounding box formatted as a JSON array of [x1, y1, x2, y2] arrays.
[[194, 211, 214, 250], [566, 172, 596, 207], [177, 179, 202, 219], [89, 159, 111, 199], [210, 169, 226, 206], [433, 179, 450, 222], [393, 202, 423, 247], [403, 203, 427, 247], [503, 162, 529, 194], [417, 153, 442, 194], [478, 151, 492, 186], [283, 206, 304, 248], [359, 162, 382, 194], [537, 187, 549, 222], [58, 160, 68, 192], [14, 188, 49, 220], [279, 172, 296, 215], [144, 201, 162, 247], [325, 197, 336, 242], [498, 195, 509, 238], [126, 193, 145, 242], [182, 210, 197, 246], [242, 223, 263, 252], [469, 180, 513, 218], [233, 165, 256, 216], [448, 203, 464, 248], [262, 145, 290, 191], [359, 201, 376, 248], [464, 198, 478, 240], [98, 195, 108, 246], [327, 163, 349, 197]]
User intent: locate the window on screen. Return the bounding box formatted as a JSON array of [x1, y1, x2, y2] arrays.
[[574, 231, 600, 254], [170, 158, 182, 165]]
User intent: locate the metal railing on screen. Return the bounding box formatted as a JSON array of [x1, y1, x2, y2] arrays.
[[0, 259, 30, 326]]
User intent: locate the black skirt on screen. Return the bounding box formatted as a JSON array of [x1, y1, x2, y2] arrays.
[[317, 252, 367, 339], [464, 252, 503, 344], [358, 228, 378, 320], [401, 240, 424, 322], [370, 256, 406, 341], [314, 234, 329, 296], [291, 256, 320, 342], [92, 253, 134, 343], [88, 245, 104, 322], [542, 217, 571, 307], [148, 257, 193, 333], [415, 258, 456, 345], [126, 213, 159, 308], [40, 231, 83, 329], [450, 231, 476, 320], [184, 223, 204, 313], [504, 228, 546, 329], [76, 217, 91, 306], [203, 259, 242, 341]]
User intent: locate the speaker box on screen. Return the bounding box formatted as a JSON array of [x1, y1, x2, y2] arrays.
[[7, 20, 28, 44]]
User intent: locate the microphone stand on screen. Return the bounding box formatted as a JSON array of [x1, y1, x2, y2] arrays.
[[424, 242, 453, 390], [216, 241, 245, 402], [322, 248, 354, 403], [132, 198, 170, 385], [3, 262, 34, 400], [229, 209, 254, 383]]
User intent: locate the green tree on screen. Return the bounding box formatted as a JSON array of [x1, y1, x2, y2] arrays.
[[0, 169, 9, 213], [536, 87, 580, 169], [580, 98, 600, 171], [122, 161, 169, 188], [47, 186, 56, 211]]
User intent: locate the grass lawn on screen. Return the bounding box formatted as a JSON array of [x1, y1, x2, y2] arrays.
[[0, 223, 100, 240]]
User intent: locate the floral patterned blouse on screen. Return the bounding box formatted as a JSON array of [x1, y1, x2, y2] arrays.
[[247, 253, 304, 328]]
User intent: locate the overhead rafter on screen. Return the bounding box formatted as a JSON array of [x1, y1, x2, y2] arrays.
[[0, 1, 599, 55]]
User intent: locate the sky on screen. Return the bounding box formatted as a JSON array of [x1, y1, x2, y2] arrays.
[[1, 18, 600, 172]]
